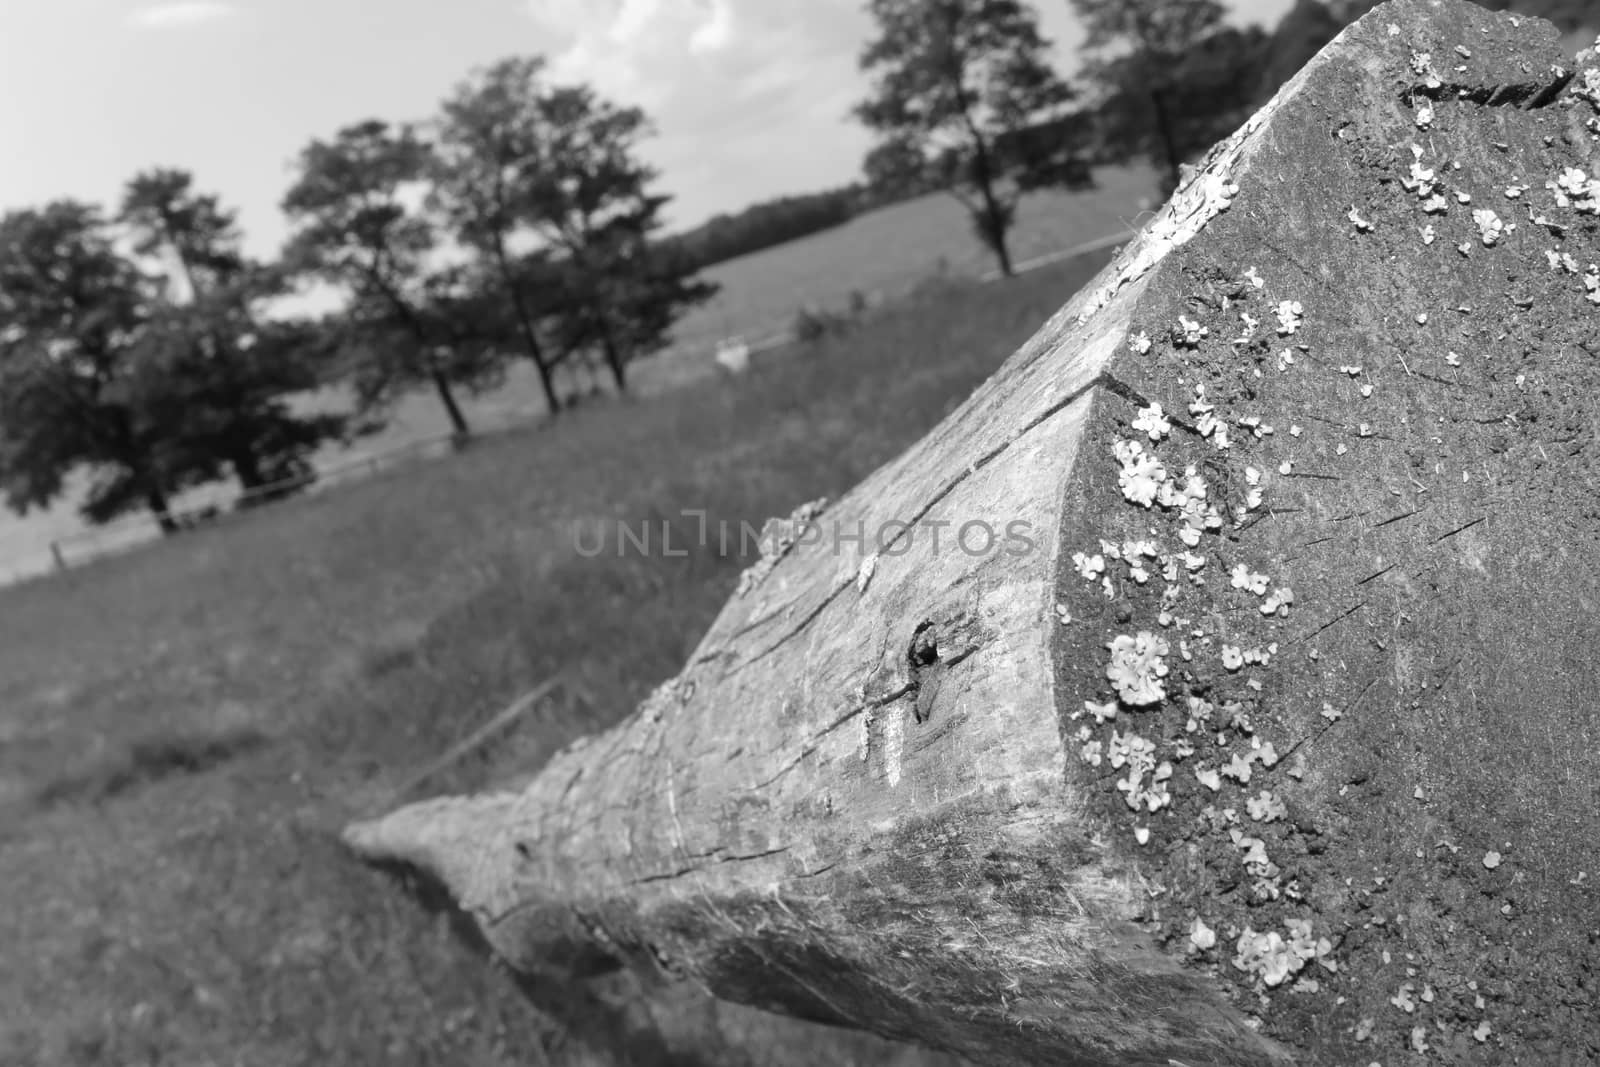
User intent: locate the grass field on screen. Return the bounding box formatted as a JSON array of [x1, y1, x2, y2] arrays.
[[0, 242, 1119, 1066], [0, 166, 1155, 587]]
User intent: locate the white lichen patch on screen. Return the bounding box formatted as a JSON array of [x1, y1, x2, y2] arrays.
[[1247, 790, 1288, 822], [1113, 439, 1168, 507], [1235, 311, 1260, 344], [1132, 403, 1172, 442], [1274, 300, 1304, 335], [1106, 631, 1170, 706], [1261, 587, 1295, 617], [1549, 166, 1600, 214], [1410, 51, 1443, 89], [1129, 330, 1153, 354], [1472, 208, 1504, 245], [1415, 101, 1435, 129], [1225, 928, 1317, 988], [1347, 205, 1374, 232], [1573, 66, 1600, 112], [1236, 415, 1273, 440], [1176, 315, 1209, 347], [1072, 551, 1106, 580], [1231, 564, 1270, 596], [1546, 249, 1581, 273]]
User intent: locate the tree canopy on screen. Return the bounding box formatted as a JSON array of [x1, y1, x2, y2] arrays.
[[856, 0, 1093, 277], [0, 202, 198, 530], [121, 169, 347, 498], [281, 119, 499, 436]]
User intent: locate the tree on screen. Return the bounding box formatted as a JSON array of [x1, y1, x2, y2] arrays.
[[1255, 0, 1347, 102], [1068, 0, 1267, 197], [120, 169, 346, 498], [281, 120, 491, 437], [856, 0, 1090, 277], [430, 58, 565, 415], [514, 83, 717, 391], [0, 202, 196, 532]]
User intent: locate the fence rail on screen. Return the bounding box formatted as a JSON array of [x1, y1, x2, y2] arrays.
[[0, 231, 1134, 590]]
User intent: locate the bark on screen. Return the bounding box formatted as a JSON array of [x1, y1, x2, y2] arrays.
[[345, 4, 1600, 1064]]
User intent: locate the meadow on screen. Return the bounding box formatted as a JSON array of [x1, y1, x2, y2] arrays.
[[0, 234, 1123, 1065], [0, 166, 1154, 587]]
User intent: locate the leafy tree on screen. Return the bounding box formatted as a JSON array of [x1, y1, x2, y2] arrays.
[[856, 0, 1090, 277], [1255, 0, 1346, 101], [119, 169, 346, 497], [0, 202, 198, 531], [1068, 0, 1268, 197], [512, 83, 717, 391], [281, 120, 492, 436], [430, 57, 565, 414]]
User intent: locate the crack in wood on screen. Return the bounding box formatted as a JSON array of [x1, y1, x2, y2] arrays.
[[726, 374, 1109, 676], [1432, 516, 1488, 544], [1356, 563, 1399, 586], [623, 846, 792, 887], [1288, 601, 1368, 646], [1370, 508, 1423, 530]]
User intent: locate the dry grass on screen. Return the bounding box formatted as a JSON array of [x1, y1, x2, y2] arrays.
[[0, 245, 1118, 1065]]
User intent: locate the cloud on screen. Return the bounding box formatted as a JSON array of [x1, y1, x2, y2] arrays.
[[126, 2, 235, 29], [520, 2, 840, 223]]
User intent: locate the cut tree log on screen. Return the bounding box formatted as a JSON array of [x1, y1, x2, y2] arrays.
[[345, 2, 1600, 1063]]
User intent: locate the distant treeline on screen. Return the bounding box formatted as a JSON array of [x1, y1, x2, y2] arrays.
[[670, 0, 1599, 276], [663, 186, 870, 271]]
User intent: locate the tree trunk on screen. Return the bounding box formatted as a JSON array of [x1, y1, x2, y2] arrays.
[[231, 449, 265, 493], [968, 135, 1014, 278], [431, 368, 471, 438], [1149, 85, 1183, 198], [145, 485, 180, 535], [345, 6, 1600, 1064], [599, 325, 627, 393], [493, 239, 561, 416]]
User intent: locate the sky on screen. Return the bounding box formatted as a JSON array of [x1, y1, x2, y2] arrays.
[[0, 0, 1292, 262]]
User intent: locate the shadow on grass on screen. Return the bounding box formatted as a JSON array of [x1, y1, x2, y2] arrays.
[[363, 852, 724, 1067], [32, 726, 271, 810]]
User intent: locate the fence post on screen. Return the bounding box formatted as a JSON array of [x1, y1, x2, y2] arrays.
[[50, 541, 66, 571]]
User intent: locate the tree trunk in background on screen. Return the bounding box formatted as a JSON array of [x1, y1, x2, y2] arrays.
[[145, 485, 180, 535], [231, 449, 265, 493], [345, 5, 1600, 1064], [492, 239, 561, 417], [1149, 85, 1183, 198], [599, 326, 627, 394], [430, 367, 471, 438], [969, 139, 1015, 278]]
